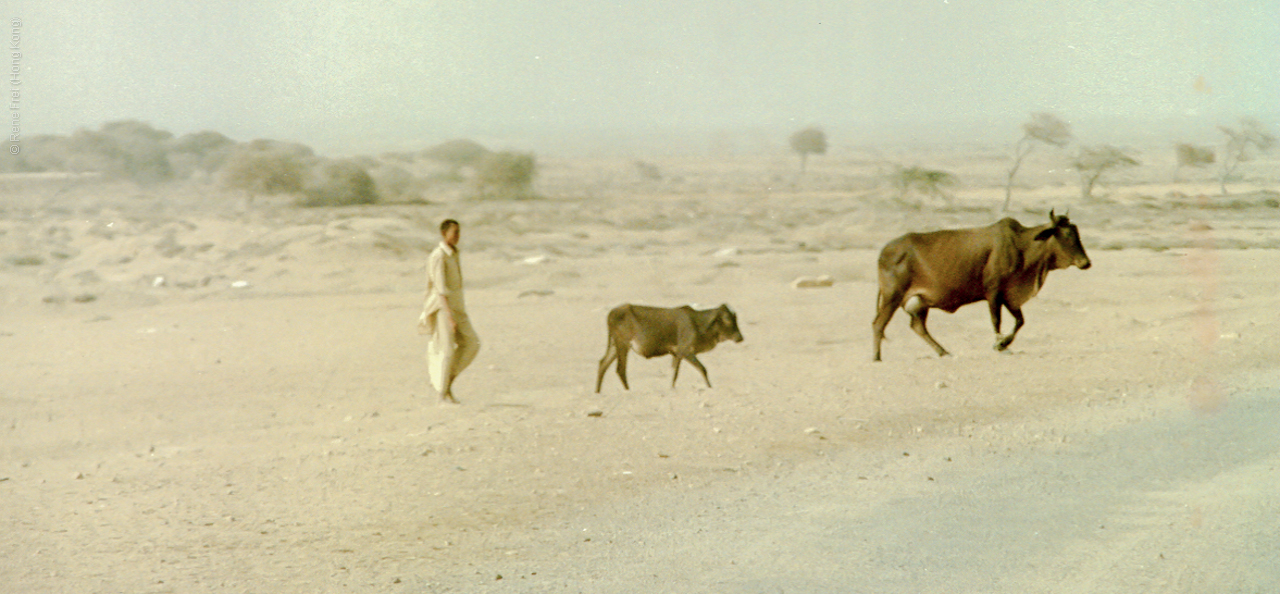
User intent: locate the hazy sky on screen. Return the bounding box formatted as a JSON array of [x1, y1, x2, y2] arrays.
[[7, 0, 1279, 154]]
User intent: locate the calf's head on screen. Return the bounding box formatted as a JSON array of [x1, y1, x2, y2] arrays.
[[707, 304, 745, 343], [1035, 210, 1092, 270]]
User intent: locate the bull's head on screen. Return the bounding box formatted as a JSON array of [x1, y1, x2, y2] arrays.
[[1035, 209, 1092, 270], [710, 304, 745, 343]]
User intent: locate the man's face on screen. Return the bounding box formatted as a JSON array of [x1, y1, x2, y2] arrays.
[[443, 224, 460, 247]]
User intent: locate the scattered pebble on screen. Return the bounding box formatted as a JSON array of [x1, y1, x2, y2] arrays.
[[791, 275, 834, 289], [586, 410, 604, 417]]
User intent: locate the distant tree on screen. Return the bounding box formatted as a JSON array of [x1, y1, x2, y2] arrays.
[[475, 151, 537, 199], [380, 151, 417, 164], [34, 120, 177, 183], [100, 119, 172, 143], [889, 165, 958, 207], [1072, 145, 1139, 200], [219, 140, 315, 196], [423, 139, 490, 168], [0, 134, 65, 173], [369, 163, 417, 202], [1173, 143, 1214, 180], [789, 127, 827, 173], [300, 160, 378, 207], [97, 120, 175, 184], [169, 130, 237, 178], [1217, 117, 1275, 195], [1003, 112, 1072, 211], [634, 160, 662, 181]]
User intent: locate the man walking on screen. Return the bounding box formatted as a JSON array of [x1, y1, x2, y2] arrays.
[[419, 219, 480, 403]]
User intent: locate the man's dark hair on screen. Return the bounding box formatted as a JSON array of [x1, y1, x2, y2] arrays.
[[440, 219, 460, 234]]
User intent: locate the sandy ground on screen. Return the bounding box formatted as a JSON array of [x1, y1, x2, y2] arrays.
[[2, 152, 1280, 592]]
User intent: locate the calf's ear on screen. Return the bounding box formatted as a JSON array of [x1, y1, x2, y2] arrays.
[[1034, 227, 1056, 241], [701, 312, 720, 334]]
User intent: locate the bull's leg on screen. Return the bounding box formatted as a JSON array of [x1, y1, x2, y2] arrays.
[[595, 338, 618, 393], [872, 289, 904, 361], [988, 298, 1004, 349], [905, 296, 949, 357], [670, 355, 682, 387], [995, 306, 1025, 351], [685, 354, 712, 388]]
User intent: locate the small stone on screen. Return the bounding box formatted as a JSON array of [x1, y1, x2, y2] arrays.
[[791, 275, 834, 289]]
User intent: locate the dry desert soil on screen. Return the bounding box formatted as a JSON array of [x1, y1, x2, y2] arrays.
[[3, 148, 1280, 593]]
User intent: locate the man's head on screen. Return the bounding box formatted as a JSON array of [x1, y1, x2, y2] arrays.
[[440, 219, 460, 247]]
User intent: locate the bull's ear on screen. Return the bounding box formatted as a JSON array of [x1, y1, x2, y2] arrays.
[[1034, 227, 1056, 241]]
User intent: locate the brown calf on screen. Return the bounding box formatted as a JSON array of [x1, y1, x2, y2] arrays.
[[596, 304, 744, 392]]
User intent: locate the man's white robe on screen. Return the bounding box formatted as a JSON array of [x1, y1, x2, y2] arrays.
[[418, 241, 480, 393]]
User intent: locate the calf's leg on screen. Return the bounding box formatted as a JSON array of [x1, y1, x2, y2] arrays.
[[615, 339, 631, 390], [685, 353, 712, 388], [595, 338, 617, 393]]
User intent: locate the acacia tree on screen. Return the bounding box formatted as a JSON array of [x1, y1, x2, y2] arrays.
[[1174, 143, 1214, 180], [1072, 145, 1139, 201], [475, 151, 537, 199], [789, 126, 827, 173], [1004, 112, 1072, 211], [1217, 118, 1275, 195], [889, 165, 958, 208]]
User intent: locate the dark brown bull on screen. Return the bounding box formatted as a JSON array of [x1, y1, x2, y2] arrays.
[[872, 211, 1091, 361], [596, 304, 744, 392]]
